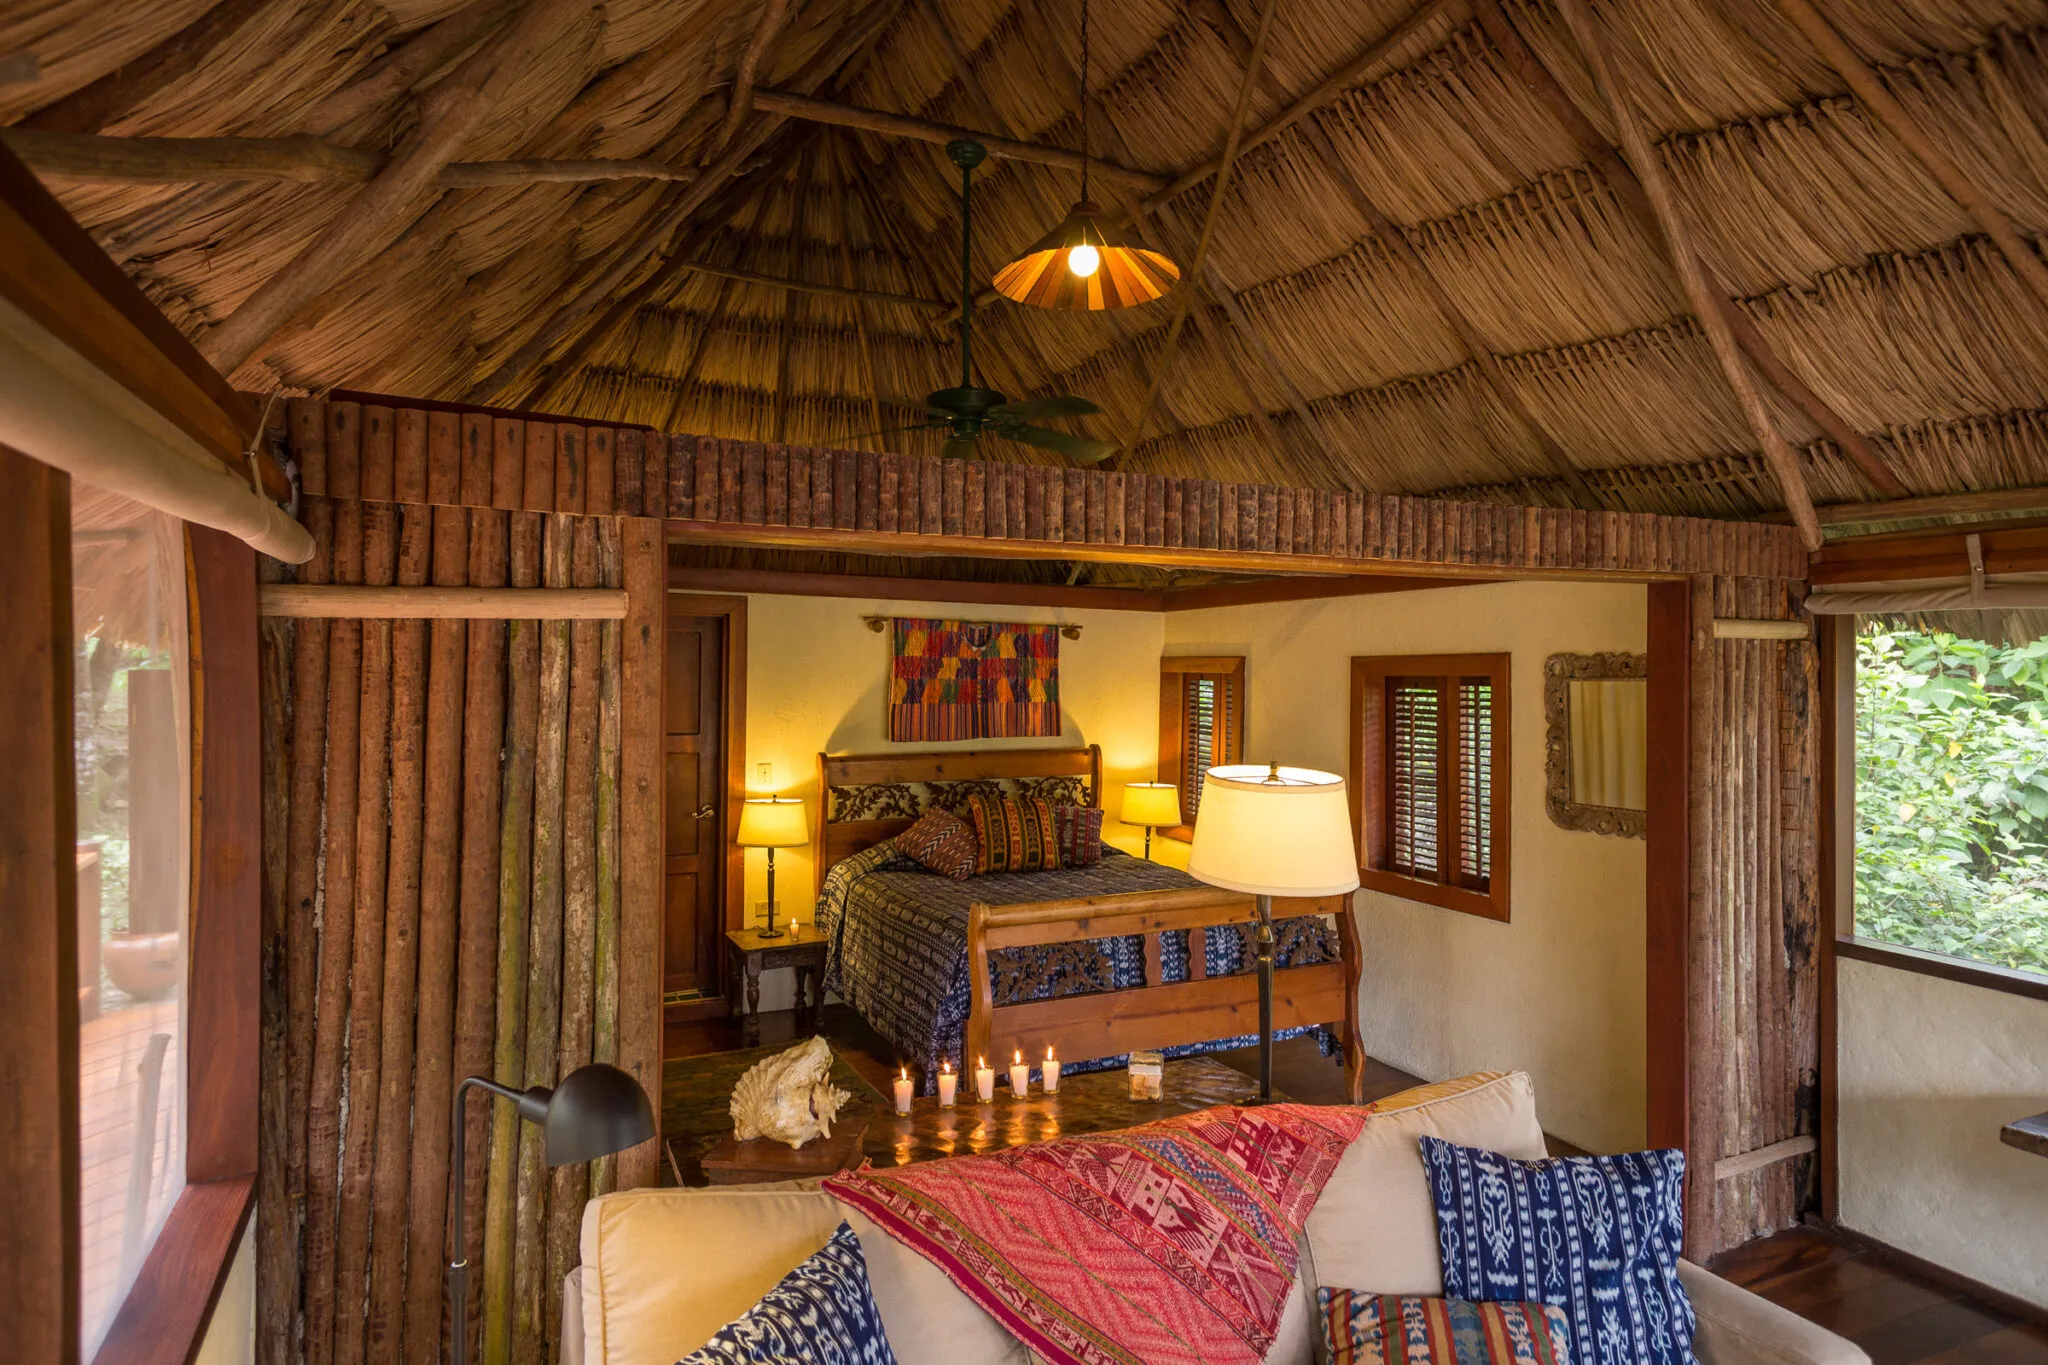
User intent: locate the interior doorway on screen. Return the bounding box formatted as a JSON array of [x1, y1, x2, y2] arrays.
[[664, 593, 746, 1022]]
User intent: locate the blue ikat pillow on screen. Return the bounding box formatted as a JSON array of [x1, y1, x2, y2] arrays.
[[679, 1221, 900, 1365], [1420, 1138, 1698, 1365]]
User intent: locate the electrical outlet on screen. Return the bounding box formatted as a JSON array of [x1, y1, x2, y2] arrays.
[[757, 761, 772, 787]]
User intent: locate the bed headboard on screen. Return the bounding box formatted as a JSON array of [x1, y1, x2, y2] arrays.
[[813, 744, 1103, 878]]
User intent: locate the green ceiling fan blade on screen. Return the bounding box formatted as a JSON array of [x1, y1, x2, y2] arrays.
[[986, 394, 1102, 422], [940, 433, 979, 461], [998, 423, 1118, 464]]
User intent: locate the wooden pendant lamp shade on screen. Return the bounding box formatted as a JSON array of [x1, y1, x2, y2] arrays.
[[992, 202, 1180, 310]]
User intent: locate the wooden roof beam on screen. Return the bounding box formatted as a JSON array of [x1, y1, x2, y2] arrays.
[[1775, 0, 2048, 314], [464, 0, 909, 405], [303, 0, 518, 134], [1, 128, 699, 188], [1119, 0, 1281, 455], [1552, 0, 1820, 550], [711, 0, 797, 160], [1471, 0, 1907, 503], [199, 0, 593, 373]]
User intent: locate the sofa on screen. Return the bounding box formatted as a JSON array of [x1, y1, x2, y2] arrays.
[[563, 1071, 1868, 1365]]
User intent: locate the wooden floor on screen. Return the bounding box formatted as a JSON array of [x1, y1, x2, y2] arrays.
[[669, 1005, 2047, 1362]]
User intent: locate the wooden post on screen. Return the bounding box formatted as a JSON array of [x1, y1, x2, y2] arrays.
[[590, 521, 625, 1197], [616, 520, 665, 1190]]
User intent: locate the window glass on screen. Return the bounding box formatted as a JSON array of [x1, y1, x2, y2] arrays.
[[72, 486, 188, 1354], [1853, 619, 2048, 979]]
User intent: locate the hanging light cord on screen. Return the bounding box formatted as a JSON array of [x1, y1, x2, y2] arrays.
[[1078, 0, 1090, 205]]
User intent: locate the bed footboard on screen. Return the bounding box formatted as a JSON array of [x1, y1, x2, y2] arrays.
[[966, 887, 1366, 1104]]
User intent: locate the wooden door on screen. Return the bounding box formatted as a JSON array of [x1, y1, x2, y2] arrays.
[[664, 614, 726, 1005]]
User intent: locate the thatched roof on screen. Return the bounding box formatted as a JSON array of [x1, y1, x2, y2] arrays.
[[7, 0, 2048, 524]]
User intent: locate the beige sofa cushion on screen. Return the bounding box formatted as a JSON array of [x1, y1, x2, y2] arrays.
[[1304, 1071, 1548, 1298]]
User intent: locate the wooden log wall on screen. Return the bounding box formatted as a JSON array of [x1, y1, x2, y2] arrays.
[[266, 399, 1807, 581], [258, 401, 660, 1365], [1686, 575, 1821, 1257]]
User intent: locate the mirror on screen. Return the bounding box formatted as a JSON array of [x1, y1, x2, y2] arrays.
[[1545, 653, 1648, 838]]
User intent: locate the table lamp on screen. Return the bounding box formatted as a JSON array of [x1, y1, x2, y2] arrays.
[[1187, 763, 1359, 1103], [739, 794, 809, 938], [447, 1064, 654, 1365], [1121, 781, 1181, 860]]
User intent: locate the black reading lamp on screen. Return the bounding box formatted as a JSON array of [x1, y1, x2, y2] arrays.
[[447, 1063, 655, 1365]]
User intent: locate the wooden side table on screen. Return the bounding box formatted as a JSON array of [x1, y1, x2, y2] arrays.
[[725, 925, 828, 1045], [701, 1112, 872, 1185]]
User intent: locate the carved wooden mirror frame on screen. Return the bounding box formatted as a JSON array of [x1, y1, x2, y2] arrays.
[[1544, 651, 1649, 839]]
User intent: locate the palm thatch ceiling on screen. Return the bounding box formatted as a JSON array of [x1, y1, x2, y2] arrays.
[[6, 0, 2048, 525]]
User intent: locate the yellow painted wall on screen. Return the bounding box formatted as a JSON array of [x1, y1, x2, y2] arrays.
[[737, 594, 1166, 933], [194, 1217, 252, 1364], [1838, 957, 2048, 1307], [1163, 580, 1649, 1153]]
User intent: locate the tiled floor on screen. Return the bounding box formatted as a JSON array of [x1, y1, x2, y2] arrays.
[[78, 996, 181, 1346], [670, 1003, 2048, 1360]]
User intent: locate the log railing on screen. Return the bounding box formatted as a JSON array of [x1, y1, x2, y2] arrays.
[[965, 887, 1366, 1104]]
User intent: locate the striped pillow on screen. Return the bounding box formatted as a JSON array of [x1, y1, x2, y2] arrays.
[[1052, 802, 1104, 868], [894, 808, 978, 881], [1318, 1291, 1570, 1365], [966, 793, 1057, 874]]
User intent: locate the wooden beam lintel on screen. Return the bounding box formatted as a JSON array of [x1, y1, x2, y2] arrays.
[[258, 585, 626, 618]]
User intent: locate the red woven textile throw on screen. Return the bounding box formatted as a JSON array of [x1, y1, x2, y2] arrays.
[[824, 1104, 1365, 1365]]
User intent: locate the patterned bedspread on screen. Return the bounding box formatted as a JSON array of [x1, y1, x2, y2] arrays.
[[814, 843, 1339, 1090]]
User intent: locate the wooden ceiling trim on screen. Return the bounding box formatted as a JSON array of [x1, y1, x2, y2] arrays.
[[1552, 0, 1822, 551]]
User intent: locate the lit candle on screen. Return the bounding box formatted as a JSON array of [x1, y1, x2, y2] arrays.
[[1043, 1045, 1061, 1094], [893, 1065, 913, 1116], [1009, 1048, 1031, 1098], [975, 1055, 996, 1103], [937, 1058, 958, 1108]]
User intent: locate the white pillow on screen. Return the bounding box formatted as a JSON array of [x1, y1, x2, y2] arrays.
[[1304, 1071, 1548, 1297]]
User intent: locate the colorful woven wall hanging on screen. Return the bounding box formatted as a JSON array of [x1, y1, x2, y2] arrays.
[[888, 617, 1061, 742]]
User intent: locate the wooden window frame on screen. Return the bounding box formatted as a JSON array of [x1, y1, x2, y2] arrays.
[[1156, 656, 1245, 842], [1350, 653, 1512, 922], [92, 526, 260, 1365]]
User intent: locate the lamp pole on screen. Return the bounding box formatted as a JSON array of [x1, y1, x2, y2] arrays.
[[759, 844, 784, 938], [448, 1077, 543, 1365], [1250, 893, 1276, 1105]]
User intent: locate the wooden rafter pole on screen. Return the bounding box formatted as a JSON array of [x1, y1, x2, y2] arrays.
[[199, 0, 589, 373], [1120, 0, 1282, 456], [671, 257, 946, 310], [466, 0, 908, 405], [1, 129, 698, 187], [1551, 0, 1822, 550], [303, 0, 518, 135], [1775, 0, 2048, 312], [1470, 0, 1906, 501], [711, 0, 796, 159], [773, 147, 816, 443]]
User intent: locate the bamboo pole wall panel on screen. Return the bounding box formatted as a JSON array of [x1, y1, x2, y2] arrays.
[[260, 453, 651, 1360], [274, 399, 1807, 581], [1685, 574, 1822, 1260]]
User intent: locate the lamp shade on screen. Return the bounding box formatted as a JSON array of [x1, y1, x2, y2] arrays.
[[1121, 782, 1182, 828], [992, 202, 1179, 311], [539, 1063, 656, 1167], [1187, 764, 1361, 898], [737, 795, 808, 848]]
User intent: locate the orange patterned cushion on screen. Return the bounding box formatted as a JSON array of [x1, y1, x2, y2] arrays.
[[895, 808, 979, 880], [966, 793, 1057, 874]]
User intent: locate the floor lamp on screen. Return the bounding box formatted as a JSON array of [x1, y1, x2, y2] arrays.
[[1187, 763, 1359, 1104], [448, 1063, 655, 1365]]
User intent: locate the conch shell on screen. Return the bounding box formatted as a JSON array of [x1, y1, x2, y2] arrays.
[[730, 1035, 855, 1149]]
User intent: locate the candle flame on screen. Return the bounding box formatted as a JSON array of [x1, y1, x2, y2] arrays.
[[941, 1058, 952, 1073], [978, 1056, 986, 1069], [1046, 1045, 1056, 1060], [900, 1065, 908, 1080], [1013, 1048, 1022, 1064]]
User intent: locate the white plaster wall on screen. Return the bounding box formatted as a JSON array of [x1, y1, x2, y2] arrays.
[[1164, 580, 1649, 1153], [1838, 957, 2048, 1308], [735, 594, 1165, 1010], [194, 1217, 253, 1364]]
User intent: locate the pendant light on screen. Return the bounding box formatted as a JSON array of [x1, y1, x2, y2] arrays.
[[992, 0, 1179, 310]]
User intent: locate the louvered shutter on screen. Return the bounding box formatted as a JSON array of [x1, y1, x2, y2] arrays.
[[1386, 679, 1442, 878], [1457, 678, 1493, 889]]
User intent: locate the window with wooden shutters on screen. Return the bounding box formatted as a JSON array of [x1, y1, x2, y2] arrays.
[[1158, 657, 1245, 839], [1351, 655, 1511, 921]]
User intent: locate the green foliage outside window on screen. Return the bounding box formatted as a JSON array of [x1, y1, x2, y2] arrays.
[[1854, 627, 2048, 977]]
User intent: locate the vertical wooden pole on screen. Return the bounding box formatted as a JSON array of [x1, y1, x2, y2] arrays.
[[616, 520, 665, 1190], [1685, 573, 1723, 1260], [0, 445, 79, 1365], [591, 519, 624, 1197], [484, 511, 542, 1364], [366, 502, 434, 1358], [402, 502, 469, 1365], [1646, 581, 1691, 1157]]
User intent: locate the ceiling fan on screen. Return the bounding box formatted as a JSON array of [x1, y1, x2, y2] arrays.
[[844, 140, 1119, 465]]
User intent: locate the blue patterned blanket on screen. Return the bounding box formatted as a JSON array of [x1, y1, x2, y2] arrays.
[[814, 843, 1339, 1090]]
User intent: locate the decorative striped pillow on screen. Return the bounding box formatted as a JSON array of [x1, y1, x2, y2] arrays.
[[894, 808, 979, 881], [1052, 802, 1104, 868], [1317, 1291, 1571, 1365], [966, 793, 1058, 874]]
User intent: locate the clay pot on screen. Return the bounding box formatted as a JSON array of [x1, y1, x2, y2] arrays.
[[103, 931, 180, 1001]]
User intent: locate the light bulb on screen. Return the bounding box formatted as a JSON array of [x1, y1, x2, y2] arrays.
[[1067, 242, 1101, 278]]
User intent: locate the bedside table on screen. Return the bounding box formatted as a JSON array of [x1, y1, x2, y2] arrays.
[[725, 925, 828, 1046]]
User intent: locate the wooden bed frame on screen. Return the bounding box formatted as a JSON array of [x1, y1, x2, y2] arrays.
[[815, 745, 1367, 1103]]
